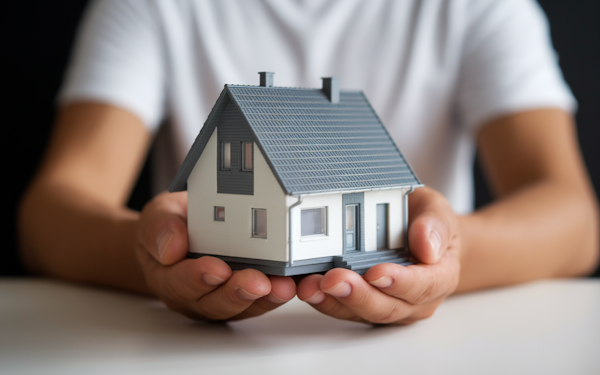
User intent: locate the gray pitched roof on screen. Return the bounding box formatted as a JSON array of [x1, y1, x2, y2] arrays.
[[170, 84, 420, 195]]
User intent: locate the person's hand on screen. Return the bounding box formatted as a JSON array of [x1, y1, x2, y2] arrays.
[[135, 191, 297, 321], [297, 187, 460, 324]]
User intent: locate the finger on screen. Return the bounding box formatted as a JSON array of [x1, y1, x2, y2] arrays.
[[190, 268, 271, 320], [408, 187, 455, 264], [266, 275, 297, 304], [297, 273, 365, 323], [136, 248, 232, 302], [364, 257, 459, 305], [229, 275, 297, 321], [319, 268, 415, 324], [138, 191, 189, 266]]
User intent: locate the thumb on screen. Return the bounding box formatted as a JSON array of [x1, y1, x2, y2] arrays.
[[407, 187, 454, 264], [408, 214, 450, 264], [138, 191, 189, 266]]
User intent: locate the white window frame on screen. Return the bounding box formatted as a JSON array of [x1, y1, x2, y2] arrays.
[[251, 208, 267, 238], [214, 206, 225, 221], [300, 207, 328, 239]]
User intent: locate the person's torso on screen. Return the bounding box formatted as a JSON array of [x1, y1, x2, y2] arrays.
[[153, 0, 475, 213]]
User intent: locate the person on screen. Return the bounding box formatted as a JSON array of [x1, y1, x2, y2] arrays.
[[18, 0, 598, 324]]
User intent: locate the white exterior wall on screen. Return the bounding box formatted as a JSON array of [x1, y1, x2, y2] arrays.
[[187, 128, 289, 262], [288, 187, 409, 261], [287, 193, 344, 261], [364, 188, 408, 251]]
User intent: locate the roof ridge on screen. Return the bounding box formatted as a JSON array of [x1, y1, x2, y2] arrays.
[[226, 84, 361, 92]]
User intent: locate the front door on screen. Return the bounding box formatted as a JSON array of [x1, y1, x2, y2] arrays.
[[376, 203, 389, 250], [345, 204, 358, 252]]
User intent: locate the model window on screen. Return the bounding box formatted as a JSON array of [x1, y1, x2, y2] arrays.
[[221, 142, 231, 170], [242, 142, 253, 171], [214, 206, 225, 221], [301, 207, 327, 236], [252, 208, 267, 238], [346, 205, 355, 230]]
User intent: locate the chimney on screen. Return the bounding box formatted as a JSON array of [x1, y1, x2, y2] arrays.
[[258, 72, 274, 87], [321, 77, 339, 103]]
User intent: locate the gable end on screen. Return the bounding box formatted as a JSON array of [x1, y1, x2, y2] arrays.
[[216, 100, 255, 195], [169, 89, 230, 192]]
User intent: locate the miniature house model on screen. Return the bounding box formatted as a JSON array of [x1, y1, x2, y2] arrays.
[[170, 72, 422, 275]]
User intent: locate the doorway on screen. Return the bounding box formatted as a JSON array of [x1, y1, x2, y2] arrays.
[[345, 204, 358, 252], [376, 203, 389, 250], [342, 192, 364, 253]]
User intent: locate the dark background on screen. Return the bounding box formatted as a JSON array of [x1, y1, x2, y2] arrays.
[[2, 1, 599, 277]]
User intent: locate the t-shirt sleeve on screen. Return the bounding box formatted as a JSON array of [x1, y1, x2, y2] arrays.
[[57, 0, 165, 131], [457, 0, 576, 131]]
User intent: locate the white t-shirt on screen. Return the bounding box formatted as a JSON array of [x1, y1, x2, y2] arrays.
[[58, 0, 575, 214]]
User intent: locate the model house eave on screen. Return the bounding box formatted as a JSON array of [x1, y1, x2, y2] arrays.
[[170, 83, 421, 195], [287, 184, 425, 197]]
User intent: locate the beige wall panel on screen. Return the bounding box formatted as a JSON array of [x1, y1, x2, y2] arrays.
[[287, 193, 344, 261], [187, 128, 288, 262], [364, 188, 408, 251]]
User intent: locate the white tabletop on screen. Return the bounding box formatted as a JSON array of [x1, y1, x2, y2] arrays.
[[1, 278, 599, 375]]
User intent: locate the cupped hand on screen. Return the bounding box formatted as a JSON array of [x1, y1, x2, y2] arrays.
[[135, 191, 296, 321], [297, 187, 461, 324]]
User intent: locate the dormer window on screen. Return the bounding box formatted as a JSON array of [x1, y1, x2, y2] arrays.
[[221, 142, 231, 170], [242, 142, 253, 171]]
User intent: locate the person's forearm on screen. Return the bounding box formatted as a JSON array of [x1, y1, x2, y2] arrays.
[[456, 180, 599, 293], [18, 181, 150, 294]]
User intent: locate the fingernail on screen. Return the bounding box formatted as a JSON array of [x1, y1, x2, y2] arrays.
[[304, 290, 326, 305], [267, 293, 287, 304], [202, 273, 225, 286], [157, 231, 173, 259], [322, 282, 352, 298], [369, 276, 393, 289], [429, 229, 442, 257], [236, 288, 262, 301]]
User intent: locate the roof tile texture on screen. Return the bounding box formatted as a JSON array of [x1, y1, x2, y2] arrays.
[[228, 86, 419, 194]]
